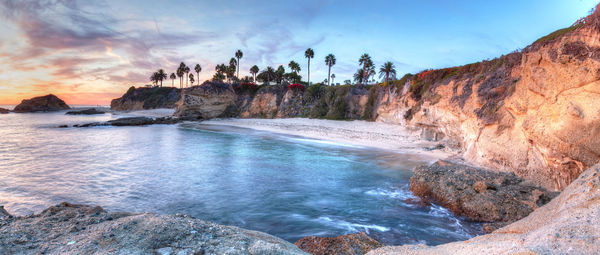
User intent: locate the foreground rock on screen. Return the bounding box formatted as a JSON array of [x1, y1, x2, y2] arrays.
[[410, 160, 557, 229], [368, 163, 600, 255], [0, 202, 307, 255], [13, 94, 70, 113], [72, 116, 180, 128], [295, 232, 382, 255], [111, 86, 181, 111], [174, 81, 238, 119], [66, 108, 106, 115], [0, 108, 9, 114]]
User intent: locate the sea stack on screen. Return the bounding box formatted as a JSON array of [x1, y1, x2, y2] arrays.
[[13, 94, 70, 113]]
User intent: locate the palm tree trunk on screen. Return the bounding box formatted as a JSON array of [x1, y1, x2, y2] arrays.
[[172, 79, 174, 87], [327, 66, 331, 86], [237, 57, 240, 78], [308, 59, 311, 85], [196, 72, 199, 85]]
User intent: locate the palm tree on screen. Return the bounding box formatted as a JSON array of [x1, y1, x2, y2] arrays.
[[325, 54, 336, 86], [330, 74, 336, 85], [288, 61, 301, 74], [305, 48, 314, 85], [276, 65, 285, 84], [250, 65, 259, 82], [170, 73, 176, 87], [150, 72, 159, 86], [194, 64, 202, 86], [235, 50, 243, 78], [379, 62, 397, 85], [156, 69, 167, 87], [359, 54, 374, 85], [184, 65, 190, 87], [353, 69, 364, 84], [177, 62, 186, 88], [260, 67, 277, 83], [226, 64, 236, 83], [189, 73, 195, 85]]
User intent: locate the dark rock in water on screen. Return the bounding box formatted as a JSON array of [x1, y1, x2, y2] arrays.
[[0, 202, 306, 255], [74, 116, 180, 128], [0, 108, 9, 114], [0, 206, 11, 220], [13, 94, 70, 113], [66, 108, 105, 115], [58, 125, 69, 128], [410, 160, 559, 227], [295, 232, 382, 255]]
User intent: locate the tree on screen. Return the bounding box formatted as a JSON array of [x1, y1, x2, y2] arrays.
[[189, 73, 195, 85], [226, 64, 236, 83], [330, 74, 336, 85], [325, 54, 336, 86], [177, 62, 186, 88], [276, 65, 285, 83], [235, 50, 243, 78], [150, 72, 159, 86], [288, 61, 301, 74], [184, 65, 190, 87], [250, 65, 259, 82], [170, 73, 176, 87], [194, 64, 202, 86], [156, 69, 167, 87], [305, 48, 314, 85], [359, 54, 375, 85], [379, 61, 397, 85], [258, 66, 277, 83]]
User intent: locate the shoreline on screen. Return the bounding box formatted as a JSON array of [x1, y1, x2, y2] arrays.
[[196, 118, 455, 160]]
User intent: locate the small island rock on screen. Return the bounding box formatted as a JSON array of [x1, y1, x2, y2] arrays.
[[13, 94, 70, 113]]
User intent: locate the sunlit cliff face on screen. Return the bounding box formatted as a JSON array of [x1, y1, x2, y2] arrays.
[[0, 0, 595, 105]]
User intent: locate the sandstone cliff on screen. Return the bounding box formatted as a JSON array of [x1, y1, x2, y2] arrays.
[[110, 86, 181, 111], [373, 18, 600, 191], [174, 82, 238, 119]]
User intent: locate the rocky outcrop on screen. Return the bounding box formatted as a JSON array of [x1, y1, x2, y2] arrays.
[[368, 163, 600, 255], [0, 202, 307, 255], [65, 108, 105, 115], [71, 116, 180, 128], [373, 15, 600, 190], [13, 94, 70, 113], [240, 85, 284, 118], [410, 160, 557, 229], [174, 82, 237, 119], [0, 108, 9, 114], [295, 232, 382, 255], [110, 86, 181, 111]]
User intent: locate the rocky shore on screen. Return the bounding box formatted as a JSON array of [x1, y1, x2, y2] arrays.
[[0, 203, 307, 255]]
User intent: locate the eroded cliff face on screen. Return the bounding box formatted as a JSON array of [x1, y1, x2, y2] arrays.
[[375, 24, 600, 190], [110, 87, 181, 111], [174, 82, 237, 119]]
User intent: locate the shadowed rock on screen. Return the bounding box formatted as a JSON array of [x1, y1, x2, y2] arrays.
[[0, 202, 307, 255], [73, 117, 180, 128], [13, 94, 70, 113], [295, 232, 382, 255], [0, 108, 9, 114], [410, 160, 558, 228], [66, 108, 106, 115]]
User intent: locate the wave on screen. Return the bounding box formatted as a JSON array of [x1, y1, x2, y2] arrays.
[[315, 216, 390, 234]]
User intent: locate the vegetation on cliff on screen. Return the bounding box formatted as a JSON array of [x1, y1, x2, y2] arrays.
[[110, 86, 181, 111]]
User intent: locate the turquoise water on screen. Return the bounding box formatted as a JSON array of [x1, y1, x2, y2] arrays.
[[0, 110, 481, 245]]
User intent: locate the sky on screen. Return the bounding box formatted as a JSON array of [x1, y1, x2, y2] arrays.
[[0, 0, 597, 105]]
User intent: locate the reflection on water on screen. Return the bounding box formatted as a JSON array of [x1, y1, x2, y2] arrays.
[[0, 111, 481, 245]]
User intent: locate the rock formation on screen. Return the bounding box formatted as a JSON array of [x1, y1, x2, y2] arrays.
[[174, 81, 238, 119], [0, 202, 307, 255], [0, 108, 9, 114], [65, 108, 106, 115], [295, 232, 382, 255], [13, 94, 70, 113], [367, 163, 600, 255], [410, 160, 557, 229], [110, 86, 181, 111]]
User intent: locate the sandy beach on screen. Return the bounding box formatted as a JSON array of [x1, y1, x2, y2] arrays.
[[197, 118, 454, 158]]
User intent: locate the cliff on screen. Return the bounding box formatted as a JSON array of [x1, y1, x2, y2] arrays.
[[110, 86, 181, 111], [13, 94, 70, 113], [372, 17, 600, 191]]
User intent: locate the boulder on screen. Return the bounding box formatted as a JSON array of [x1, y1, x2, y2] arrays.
[[13, 94, 70, 113], [410, 160, 558, 225], [65, 108, 105, 115], [174, 81, 237, 119], [368, 163, 600, 255], [295, 232, 382, 255], [0, 202, 307, 255], [0, 108, 9, 114]]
